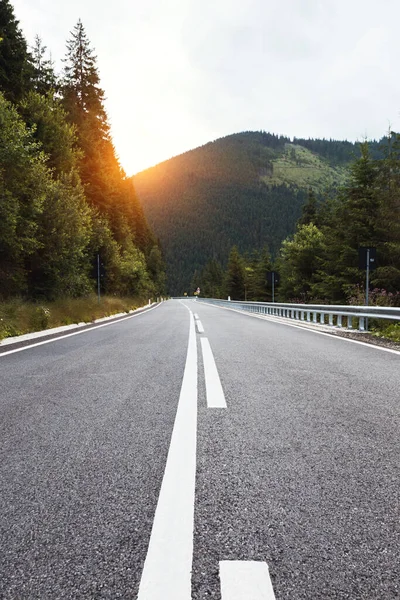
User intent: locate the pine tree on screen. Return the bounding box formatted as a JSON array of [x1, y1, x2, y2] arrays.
[[0, 0, 33, 103], [61, 20, 162, 297], [31, 35, 57, 95], [198, 258, 224, 298], [62, 20, 108, 140], [0, 91, 46, 296], [278, 224, 325, 302], [224, 246, 245, 300], [0, 91, 93, 299], [371, 132, 400, 292], [314, 143, 380, 301], [19, 91, 80, 175], [249, 247, 272, 301], [298, 188, 318, 226]]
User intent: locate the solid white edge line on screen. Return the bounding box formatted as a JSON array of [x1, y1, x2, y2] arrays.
[[137, 309, 197, 600], [220, 561, 276, 600], [198, 302, 400, 356], [0, 303, 161, 357], [201, 337, 227, 408], [196, 320, 205, 333]]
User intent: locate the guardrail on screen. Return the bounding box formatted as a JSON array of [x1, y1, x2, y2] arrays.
[[195, 298, 400, 331]]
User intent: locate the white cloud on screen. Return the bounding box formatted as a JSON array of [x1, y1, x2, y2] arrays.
[[11, 0, 400, 173]]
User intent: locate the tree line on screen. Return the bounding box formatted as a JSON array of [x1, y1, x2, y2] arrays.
[[191, 136, 400, 306], [0, 0, 165, 301]]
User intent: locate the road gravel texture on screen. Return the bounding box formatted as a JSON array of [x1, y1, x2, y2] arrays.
[[0, 303, 187, 599], [192, 302, 400, 599], [1, 299, 399, 599]]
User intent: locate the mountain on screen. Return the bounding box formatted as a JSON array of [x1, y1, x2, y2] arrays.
[[133, 131, 381, 295]]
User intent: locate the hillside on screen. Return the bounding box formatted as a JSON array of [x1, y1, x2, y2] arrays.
[[133, 131, 378, 295]]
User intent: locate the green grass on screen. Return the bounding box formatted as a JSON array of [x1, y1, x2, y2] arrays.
[[0, 296, 149, 341], [371, 321, 400, 343], [260, 143, 348, 192]]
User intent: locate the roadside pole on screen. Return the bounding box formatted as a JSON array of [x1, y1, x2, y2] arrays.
[[97, 253, 101, 304], [365, 248, 370, 331]]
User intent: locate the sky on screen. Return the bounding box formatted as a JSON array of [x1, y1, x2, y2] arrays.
[[11, 0, 400, 175]]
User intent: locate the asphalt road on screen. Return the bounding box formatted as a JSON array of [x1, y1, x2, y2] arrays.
[[1, 299, 399, 599]]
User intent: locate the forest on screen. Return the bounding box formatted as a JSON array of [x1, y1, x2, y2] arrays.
[[192, 138, 400, 312], [2, 0, 399, 326], [0, 0, 165, 305], [134, 131, 390, 295]]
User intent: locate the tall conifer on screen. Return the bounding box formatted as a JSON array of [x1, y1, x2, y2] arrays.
[[31, 35, 56, 95], [0, 0, 33, 103], [225, 246, 245, 300]]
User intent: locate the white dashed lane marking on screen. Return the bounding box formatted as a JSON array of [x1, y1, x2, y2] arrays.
[[196, 320, 205, 333], [200, 337, 227, 408], [220, 561, 276, 600]]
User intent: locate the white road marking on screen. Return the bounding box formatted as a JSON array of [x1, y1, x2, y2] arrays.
[[201, 337, 227, 408], [198, 302, 400, 356], [0, 304, 162, 358], [196, 319, 205, 333], [137, 310, 197, 600], [220, 561, 276, 600], [194, 313, 199, 319]]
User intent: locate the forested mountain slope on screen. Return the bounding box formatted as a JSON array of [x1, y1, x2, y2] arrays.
[[134, 131, 380, 295]]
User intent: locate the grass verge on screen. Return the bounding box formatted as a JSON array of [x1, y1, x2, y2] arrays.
[[0, 296, 150, 341], [371, 321, 400, 343]]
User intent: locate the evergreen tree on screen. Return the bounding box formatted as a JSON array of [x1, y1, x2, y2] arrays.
[[61, 20, 155, 248], [298, 188, 318, 226], [371, 132, 400, 292], [0, 91, 92, 299], [147, 244, 166, 295], [198, 258, 224, 298], [314, 143, 380, 301], [61, 20, 161, 297], [0, 91, 46, 296], [19, 91, 80, 175], [62, 20, 117, 213], [224, 246, 245, 300], [31, 35, 57, 95], [26, 172, 93, 299], [243, 247, 272, 301], [0, 0, 33, 103], [278, 223, 325, 302]]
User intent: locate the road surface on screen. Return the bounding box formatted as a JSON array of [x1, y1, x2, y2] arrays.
[[1, 299, 399, 599]]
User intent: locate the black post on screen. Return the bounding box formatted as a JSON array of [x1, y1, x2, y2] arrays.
[[97, 253, 101, 304], [272, 272, 275, 303]]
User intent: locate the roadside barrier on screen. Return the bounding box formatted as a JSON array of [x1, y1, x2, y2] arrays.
[[195, 298, 400, 331]]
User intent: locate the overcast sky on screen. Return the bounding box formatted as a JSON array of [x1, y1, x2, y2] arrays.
[[11, 0, 400, 175]]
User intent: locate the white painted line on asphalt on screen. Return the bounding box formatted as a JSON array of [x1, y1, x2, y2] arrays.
[[199, 302, 400, 357], [201, 337, 227, 408], [194, 313, 199, 319], [220, 561, 276, 600], [0, 303, 162, 358], [196, 319, 205, 333], [137, 310, 197, 600]]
